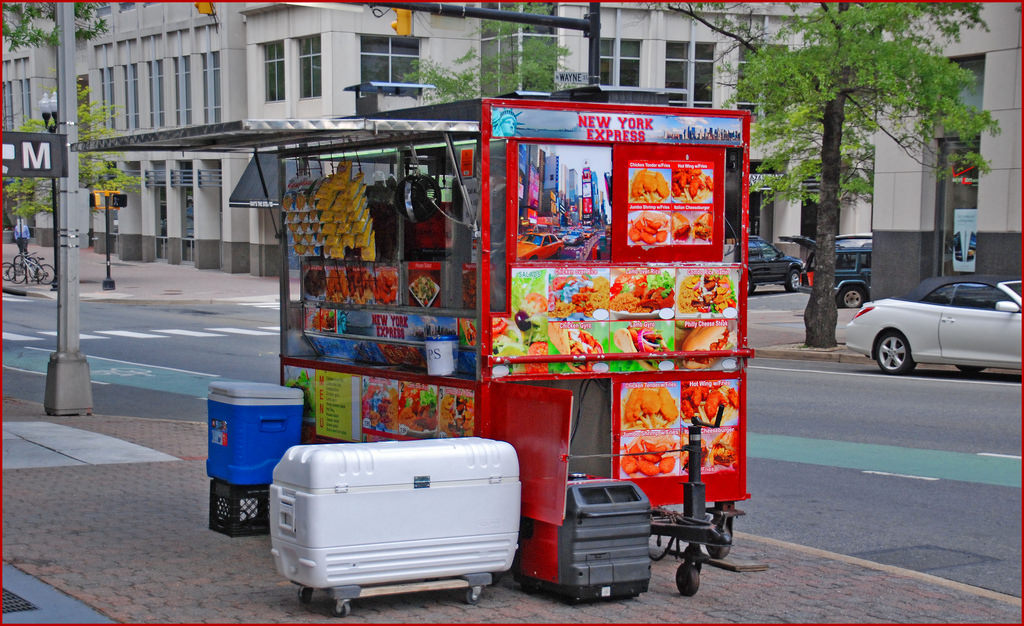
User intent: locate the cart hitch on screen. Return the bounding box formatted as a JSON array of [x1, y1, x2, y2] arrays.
[[649, 405, 732, 548]]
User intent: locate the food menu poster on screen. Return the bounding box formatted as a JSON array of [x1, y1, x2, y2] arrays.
[[612, 145, 725, 263], [497, 264, 742, 376], [615, 378, 741, 482], [282, 365, 359, 442], [408, 262, 442, 308]]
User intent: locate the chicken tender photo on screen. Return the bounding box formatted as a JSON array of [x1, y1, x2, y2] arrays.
[[629, 169, 670, 203], [621, 386, 679, 430]]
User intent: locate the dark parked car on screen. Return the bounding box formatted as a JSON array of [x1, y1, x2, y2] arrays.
[[747, 236, 803, 294], [781, 234, 873, 308]]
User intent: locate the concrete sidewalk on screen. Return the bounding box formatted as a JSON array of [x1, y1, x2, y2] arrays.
[[2, 398, 1020, 623]]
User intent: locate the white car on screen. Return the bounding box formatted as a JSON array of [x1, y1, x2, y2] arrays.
[[845, 275, 1021, 375]]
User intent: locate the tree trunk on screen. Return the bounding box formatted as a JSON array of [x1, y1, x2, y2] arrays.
[[804, 93, 845, 348]]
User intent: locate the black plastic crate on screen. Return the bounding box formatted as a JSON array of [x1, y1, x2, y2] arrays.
[[208, 478, 269, 537]]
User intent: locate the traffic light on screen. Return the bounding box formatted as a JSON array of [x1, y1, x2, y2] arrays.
[[390, 9, 412, 36]]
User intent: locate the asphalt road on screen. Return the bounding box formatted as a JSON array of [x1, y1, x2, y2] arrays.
[[3, 294, 1020, 596]]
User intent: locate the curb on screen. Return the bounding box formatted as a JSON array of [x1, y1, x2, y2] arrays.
[[753, 346, 872, 364]]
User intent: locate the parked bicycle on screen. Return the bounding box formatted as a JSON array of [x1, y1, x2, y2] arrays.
[[3, 252, 54, 285]]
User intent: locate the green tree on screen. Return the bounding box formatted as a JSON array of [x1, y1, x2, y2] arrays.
[[413, 2, 570, 104], [668, 2, 999, 348], [2, 85, 140, 224], [2, 2, 108, 50]]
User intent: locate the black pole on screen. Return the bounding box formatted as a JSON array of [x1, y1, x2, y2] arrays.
[[50, 177, 59, 290], [102, 195, 115, 290], [588, 3, 601, 85]]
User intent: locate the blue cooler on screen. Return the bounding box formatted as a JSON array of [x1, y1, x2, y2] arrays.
[[207, 381, 304, 485]]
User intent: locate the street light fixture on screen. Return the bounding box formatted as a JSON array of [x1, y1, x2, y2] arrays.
[[39, 90, 59, 291]]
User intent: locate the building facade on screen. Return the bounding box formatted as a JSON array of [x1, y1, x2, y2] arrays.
[[3, 2, 1018, 289]]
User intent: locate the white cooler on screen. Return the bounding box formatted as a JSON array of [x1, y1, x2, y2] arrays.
[[270, 437, 520, 591]]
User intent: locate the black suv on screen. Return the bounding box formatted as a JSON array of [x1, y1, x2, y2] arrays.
[[781, 235, 872, 308], [747, 236, 804, 295]]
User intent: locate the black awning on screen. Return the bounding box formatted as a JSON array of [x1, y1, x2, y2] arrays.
[[228, 153, 280, 208]]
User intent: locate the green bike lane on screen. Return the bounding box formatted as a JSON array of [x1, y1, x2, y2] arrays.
[[4, 346, 1019, 488]]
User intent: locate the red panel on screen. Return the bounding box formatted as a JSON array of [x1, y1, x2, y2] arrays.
[[487, 382, 573, 526], [612, 144, 726, 263]]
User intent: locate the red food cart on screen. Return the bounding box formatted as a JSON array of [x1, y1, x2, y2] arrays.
[[278, 90, 753, 598]]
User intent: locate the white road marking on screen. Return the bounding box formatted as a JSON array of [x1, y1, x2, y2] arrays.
[[862, 471, 940, 481], [152, 329, 226, 337], [749, 364, 1018, 387], [259, 326, 280, 331], [95, 330, 169, 339], [36, 331, 108, 340], [978, 452, 1021, 460], [238, 302, 279, 309], [205, 327, 278, 336], [2, 332, 43, 341]]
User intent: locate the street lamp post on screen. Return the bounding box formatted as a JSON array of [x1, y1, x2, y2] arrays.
[[40, 91, 59, 291]]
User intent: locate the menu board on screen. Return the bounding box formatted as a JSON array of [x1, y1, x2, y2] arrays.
[[495, 263, 742, 377], [615, 377, 741, 481], [613, 145, 725, 263]]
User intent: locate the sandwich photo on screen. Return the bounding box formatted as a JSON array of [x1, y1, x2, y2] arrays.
[[672, 213, 691, 241], [612, 326, 670, 354], [693, 211, 713, 240], [549, 324, 604, 372], [679, 324, 736, 369], [709, 430, 739, 468]]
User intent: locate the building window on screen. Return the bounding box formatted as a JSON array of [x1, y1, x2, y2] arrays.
[[600, 39, 641, 87], [20, 78, 31, 125], [3, 81, 14, 129], [264, 41, 285, 102], [360, 36, 419, 83], [119, 3, 135, 11], [299, 36, 321, 99], [125, 63, 139, 129], [955, 56, 984, 110], [100, 66, 115, 127], [174, 56, 191, 125], [479, 2, 559, 95], [202, 51, 221, 122], [665, 41, 715, 107], [149, 59, 165, 127]]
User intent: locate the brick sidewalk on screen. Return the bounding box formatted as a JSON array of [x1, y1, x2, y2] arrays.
[[2, 397, 1019, 623]]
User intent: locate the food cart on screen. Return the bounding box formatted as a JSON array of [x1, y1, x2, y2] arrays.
[[276, 91, 754, 598]]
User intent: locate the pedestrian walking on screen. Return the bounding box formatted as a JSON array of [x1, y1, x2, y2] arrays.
[[14, 219, 30, 255]]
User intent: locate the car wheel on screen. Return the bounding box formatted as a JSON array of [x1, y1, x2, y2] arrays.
[[875, 330, 916, 375], [955, 365, 985, 374], [747, 280, 756, 296], [837, 286, 867, 309], [784, 268, 801, 292]]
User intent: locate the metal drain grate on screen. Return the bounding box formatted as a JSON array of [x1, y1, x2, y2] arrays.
[[3, 588, 39, 613]]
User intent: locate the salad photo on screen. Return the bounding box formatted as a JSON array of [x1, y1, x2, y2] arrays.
[[491, 316, 550, 374]]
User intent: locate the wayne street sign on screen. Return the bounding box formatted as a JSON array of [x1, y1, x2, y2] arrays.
[[1, 131, 67, 178]]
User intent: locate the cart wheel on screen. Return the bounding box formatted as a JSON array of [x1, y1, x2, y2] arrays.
[[706, 544, 731, 560], [675, 561, 701, 597], [331, 599, 351, 618], [298, 586, 314, 604], [465, 585, 483, 605]]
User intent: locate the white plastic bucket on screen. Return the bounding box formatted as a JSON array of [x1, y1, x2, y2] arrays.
[[424, 335, 457, 376]]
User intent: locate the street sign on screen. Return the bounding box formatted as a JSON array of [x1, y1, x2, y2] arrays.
[[555, 71, 589, 86], [1, 131, 67, 178]]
